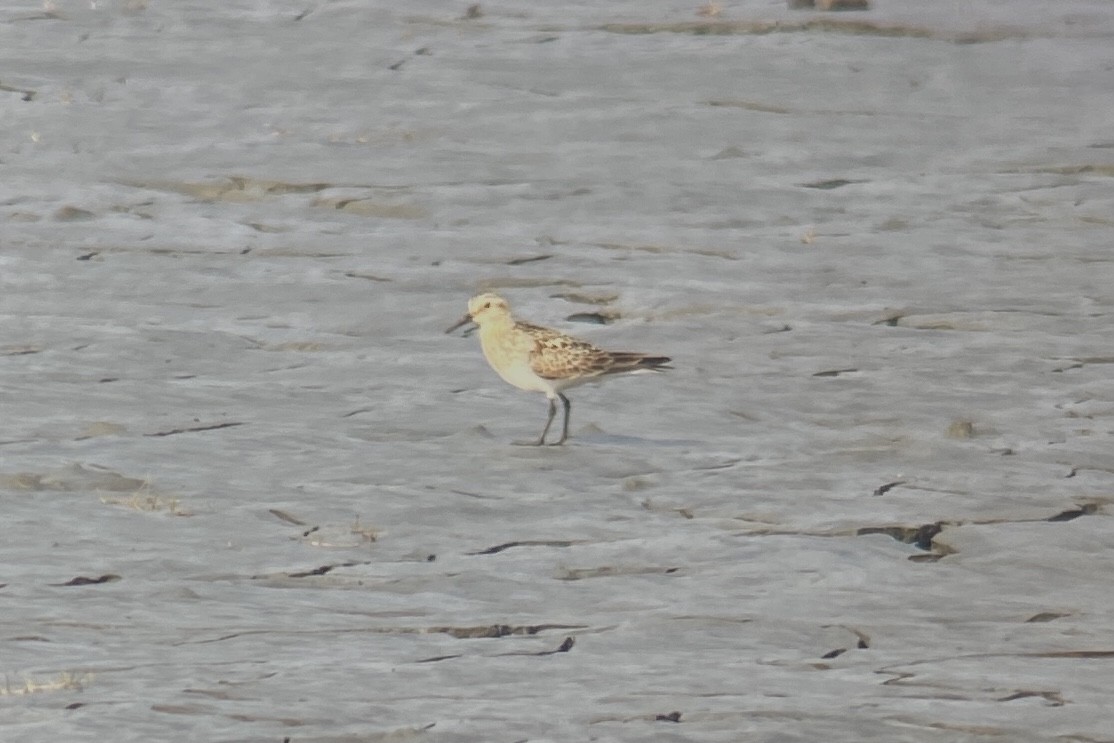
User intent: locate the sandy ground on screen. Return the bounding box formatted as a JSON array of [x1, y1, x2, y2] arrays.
[[2, 1, 1114, 741]]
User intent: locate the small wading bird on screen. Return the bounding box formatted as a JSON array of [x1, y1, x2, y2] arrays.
[[446, 293, 672, 445]]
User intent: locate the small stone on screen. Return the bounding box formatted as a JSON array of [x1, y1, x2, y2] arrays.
[[790, 0, 870, 9]]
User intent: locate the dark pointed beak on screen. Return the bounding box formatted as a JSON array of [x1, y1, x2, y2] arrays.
[[444, 313, 475, 335]]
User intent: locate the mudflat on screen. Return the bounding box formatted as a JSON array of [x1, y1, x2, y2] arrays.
[[2, 2, 1112, 740]]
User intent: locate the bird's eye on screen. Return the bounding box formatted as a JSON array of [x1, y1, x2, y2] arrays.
[[483, 302, 491, 309]]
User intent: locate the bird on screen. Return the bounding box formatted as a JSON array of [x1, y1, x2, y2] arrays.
[[445, 293, 672, 445]]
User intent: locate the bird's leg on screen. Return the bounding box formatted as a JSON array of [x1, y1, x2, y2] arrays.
[[526, 397, 558, 446], [550, 393, 571, 446]]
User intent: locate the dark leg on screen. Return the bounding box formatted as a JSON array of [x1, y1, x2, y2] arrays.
[[532, 396, 558, 446], [551, 393, 571, 446]]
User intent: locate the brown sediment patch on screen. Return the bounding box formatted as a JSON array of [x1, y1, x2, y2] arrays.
[[730, 501, 1104, 561], [2, 463, 187, 514], [566, 310, 619, 325], [311, 196, 425, 219], [873, 310, 1061, 331], [1046, 502, 1099, 522], [791, 0, 871, 10], [1026, 611, 1073, 623], [269, 509, 307, 525], [1, 345, 42, 356], [556, 565, 680, 581], [812, 367, 858, 377], [75, 422, 127, 440], [260, 341, 328, 352], [5, 211, 40, 222], [996, 690, 1066, 706], [477, 277, 583, 290], [417, 635, 574, 663], [872, 479, 906, 496], [53, 205, 96, 221], [1, 463, 148, 492], [121, 176, 427, 218], [144, 421, 245, 437], [857, 523, 948, 553], [589, 240, 738, 261], [425, 623, 584, 639], [468, 539, 582, 555], [1001, 164, 1114, 177], [52, 574, 122, 586], [946, 419, 976, 439], [879, 650, 1114, 704], [249, 560, 371, 581], [1052, 357, 1114, 373], [800, 178, 868, 190], [124, 176, 333, 201], [181, 622, 586, 646], [0, 80, 38, 100], [550, 291, 620, 305], [244, 222, 290, 233], [505, 253, 554, 265], [597, 19, 1029, 44], [344, 270, 393, 282]]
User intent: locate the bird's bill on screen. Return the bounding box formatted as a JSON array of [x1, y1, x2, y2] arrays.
[[444, 313, 475, 334]]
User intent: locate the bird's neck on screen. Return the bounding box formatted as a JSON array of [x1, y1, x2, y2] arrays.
[[477, 314, 516, 349]]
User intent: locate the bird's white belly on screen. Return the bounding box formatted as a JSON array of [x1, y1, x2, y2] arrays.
[[493, 360, 553, 395]]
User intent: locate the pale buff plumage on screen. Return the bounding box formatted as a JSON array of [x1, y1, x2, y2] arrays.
[[446, 293, 671, 445]]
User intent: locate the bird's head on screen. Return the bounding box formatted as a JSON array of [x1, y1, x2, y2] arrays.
[[466, 293, 510, 324], [445, 293, 511, 334]]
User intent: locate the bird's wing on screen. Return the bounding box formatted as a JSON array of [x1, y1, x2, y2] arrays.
[[521, 322, 613, 380]]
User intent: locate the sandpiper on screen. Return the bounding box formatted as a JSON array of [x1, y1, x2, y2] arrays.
[[446, 293, 672, 445]]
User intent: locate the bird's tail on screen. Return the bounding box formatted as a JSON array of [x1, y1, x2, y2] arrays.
[[608, 353, 673, 373]]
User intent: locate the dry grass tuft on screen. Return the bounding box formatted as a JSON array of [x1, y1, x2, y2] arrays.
[[0, 671, 91, 696], [350, 516, 380, 544], [100, 477, 190, 516]]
